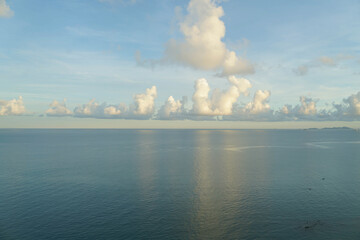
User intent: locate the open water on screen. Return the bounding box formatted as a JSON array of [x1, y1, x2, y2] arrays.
[[0, 129, 360, 239]]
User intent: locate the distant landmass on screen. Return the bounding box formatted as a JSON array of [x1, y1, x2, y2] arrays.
[[304, 127, 355, 130]]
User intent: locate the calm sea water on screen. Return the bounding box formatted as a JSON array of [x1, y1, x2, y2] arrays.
[[1, 129, 360, 239]]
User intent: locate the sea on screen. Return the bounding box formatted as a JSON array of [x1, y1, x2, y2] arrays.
[[0, 129, 360, 239]]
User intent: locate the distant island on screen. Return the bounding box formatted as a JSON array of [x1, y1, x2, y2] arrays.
[[304, 127, 356, 131]]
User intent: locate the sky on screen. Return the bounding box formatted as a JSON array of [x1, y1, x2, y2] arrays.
[[0, 0, 359, 128]]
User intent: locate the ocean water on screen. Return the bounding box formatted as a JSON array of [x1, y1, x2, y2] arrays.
[[0, 129, 360, 240]]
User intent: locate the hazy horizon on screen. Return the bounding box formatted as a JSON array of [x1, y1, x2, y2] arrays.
[[1, 116, 360, 129]]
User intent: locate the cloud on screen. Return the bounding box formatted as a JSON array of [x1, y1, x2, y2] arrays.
[[138, 0, 254, 76], [319, 55, 354, 67], [0, 0, 13, 18], [104, 105, 125, 115], [343, 92, 360, 116], [72, 86, 157, 119], [223, 90, 272, 121], [131, 86, 157, 116], [333, 92, 360, 119], [0, 96, 25, 116], [293, 54, 356, 76], [319, 56, 336, 66], [165, 0, 226, 70], [157, 96, 188, 120], [192, 75, 252, 116], [74, 99, 108, 118], [46, 100, 72, 117], [293, 65, 308, 76], [276, 96, 321, 121], [243, 90, 271, 114], [274, 92, 360, 121], [17, 85, 360, 122], [298, 96, 317, 115], [220, 51, 254, 76], [74, 99, 128, 118]]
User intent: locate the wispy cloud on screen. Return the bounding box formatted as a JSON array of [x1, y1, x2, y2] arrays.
[[293, 54, 356, 76], [0, 0, 13, 18], [292, 65, 308, 76]]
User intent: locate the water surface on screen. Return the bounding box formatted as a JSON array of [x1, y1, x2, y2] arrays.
[[1, 129, 360, 239]]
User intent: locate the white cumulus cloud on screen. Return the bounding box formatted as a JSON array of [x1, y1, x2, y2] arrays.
[[299, 96, 317, 115], [277, 96, 319, 120], [343, 92, 360, 116], [243, 90, 271, 114], [157, 96, 187, 120], [220, 51, 254, 77], [74, 99, 128, 118], [46, 100, 72, 117], [103, 105, 124, 116], [72, 86, 156, 119], [333, 92, 360, 119], [74, 99, 106, 117], [223, 89, 273, 121], [0, 96, 25, 116], [192, 75, 252, 116], [131, 86, 157, 116], [162, 0, 254, 76]]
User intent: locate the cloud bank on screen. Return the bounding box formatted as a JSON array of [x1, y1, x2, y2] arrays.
[[277, 96, 320, 121], [72, 86, 157, 119], [3, 87, 360, 122], [70, 86, 360, 121]]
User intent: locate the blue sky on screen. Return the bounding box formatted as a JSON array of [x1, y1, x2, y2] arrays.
[[0, 0, 359, 127]]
